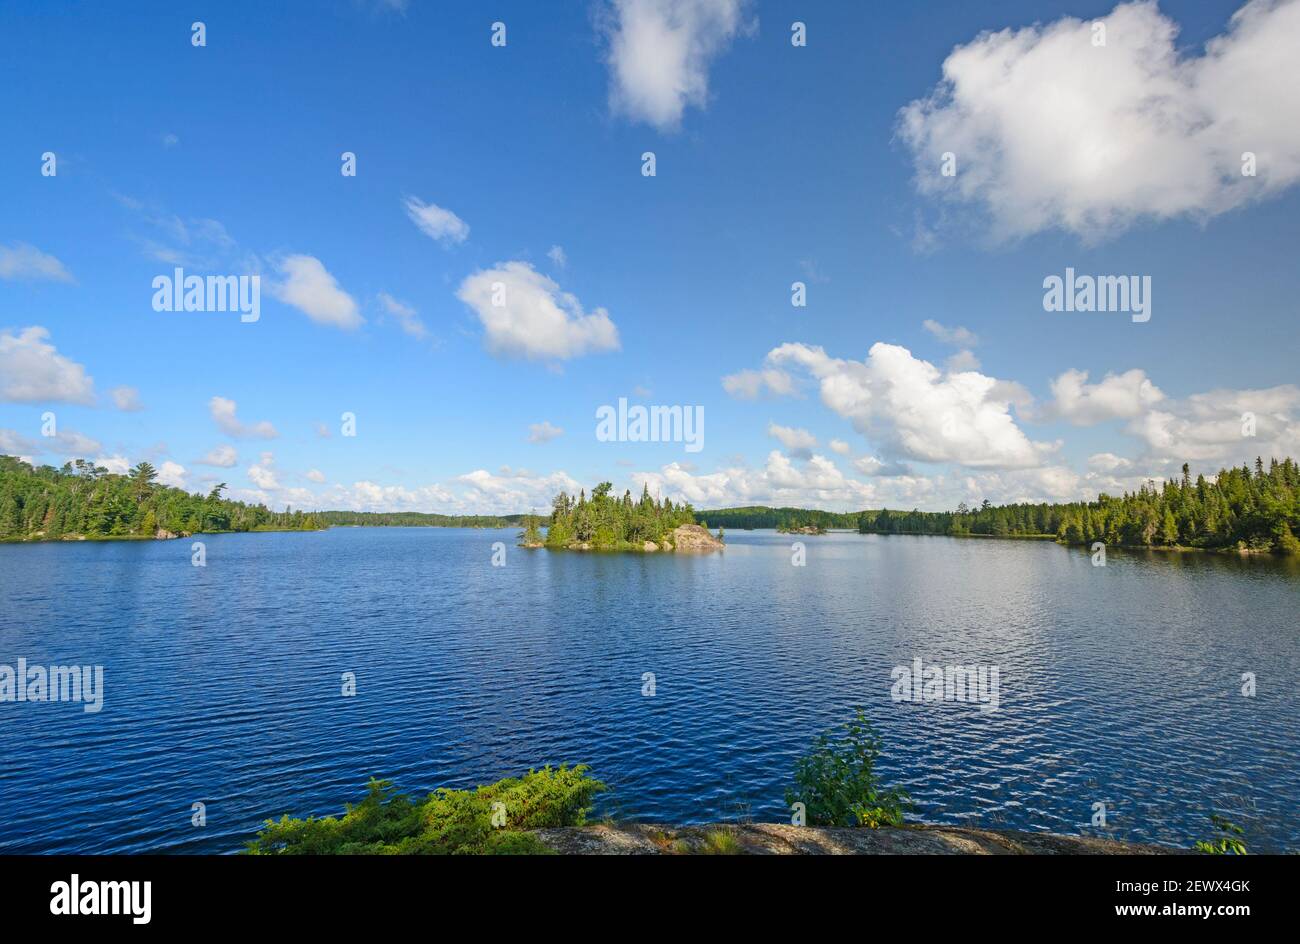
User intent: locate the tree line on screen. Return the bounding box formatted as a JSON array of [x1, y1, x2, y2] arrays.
[[691, 506, 860, 531], [0, 455, 324, 540], [859, 458, 1300, 554], [318, 510, 525, 528]]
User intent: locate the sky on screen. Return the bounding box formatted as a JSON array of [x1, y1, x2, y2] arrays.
[[1, 0, 1298, 514]]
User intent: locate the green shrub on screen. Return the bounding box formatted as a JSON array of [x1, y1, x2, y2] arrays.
[[785, 709, 910, 828], [1193, 815, 1248, 855], [247, 765, 604, 855], [700, 829, 744, 855]]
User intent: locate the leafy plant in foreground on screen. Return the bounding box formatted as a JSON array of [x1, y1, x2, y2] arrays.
[[785, 709, 910, 828], [1193, 814, 1248, 855], [247, 765, 605, 855]]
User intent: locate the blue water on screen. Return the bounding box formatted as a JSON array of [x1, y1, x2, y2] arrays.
[[0, 527, 1297, 853]]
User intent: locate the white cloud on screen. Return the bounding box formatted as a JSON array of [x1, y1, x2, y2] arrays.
[[197, 444, 239, 467], [377, 292, 427, 339], [157, 460, 187, 488], [456, 261, 620, 361], [0, 327, 94, 404], [762, 341, 1045, 468], [721, 367, 795, 399], [0, 243, 73, 282], [0, 429, 38, 455], [271, 255, 362, 329], [210, 396, 278, 439], [1088, 452, 1133, 473], [247, 452, 280, 490], [829, 438, 852, 456], [547, 245, 567, 268], [456, 467, 582, 513], [1048, 368, 1165, 425], [305, 468, 326, 483], [403, 196, 469, 246], [95, 455, 131, 475], [110, 385, 143, 411], [766, 422, 817, 458], [1126, 384, 1300, 462], [945, 350, 981, 372], [528, 421, 565, 443], [634, 450, 878, 510], [923, 319, 978, 346], [601, 0, 750, 130], [898, 0, 1300, 241]]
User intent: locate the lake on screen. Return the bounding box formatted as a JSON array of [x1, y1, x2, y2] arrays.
[[1, 526, 1296, 853]]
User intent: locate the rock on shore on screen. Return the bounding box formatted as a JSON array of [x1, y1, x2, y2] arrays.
[[670, 524, 724, 552], [531, 823, 1180, 855]]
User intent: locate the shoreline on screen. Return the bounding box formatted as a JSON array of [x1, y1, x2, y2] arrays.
[[0, 524, 1291, 556], [530, 822, 1184, 855]]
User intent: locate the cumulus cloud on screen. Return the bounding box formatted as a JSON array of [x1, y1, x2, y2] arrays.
[[829, 438, 852, 456], [377, 292, 427, 339], [898, 0, 1300, 241], [305, 468, 326, 483], [403, 196, 469, 246], [1048, 368, 1166, 425], [766, 422, 817, 458], [456, 261, 620, 361], [271, 255, 362, 329], [456, 467, 582, 513], [197, 444, 239, 467], [210, 397, 278, 439], [758, 341, 1045, 468], [633, 450, 880, 510], [0, 327, 94, 404], [945, 350, 981, 373], [0, 243, 74, 282], [601, 0, 750, 130], [1127, 384, 1300, 462], [110, 385, 143, 411], [721, 367, 796, 399], [528, 421, 565, 443]]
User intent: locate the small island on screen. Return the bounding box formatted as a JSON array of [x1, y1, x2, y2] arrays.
[[778, 523, 828, 535], [518, 482, 724, 553]]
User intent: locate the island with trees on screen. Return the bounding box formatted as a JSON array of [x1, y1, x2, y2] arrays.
[[521, 482, 724, 552]]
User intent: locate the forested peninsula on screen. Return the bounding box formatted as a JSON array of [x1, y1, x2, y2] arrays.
[[860, 459, 1300, 554], [0, 455, 323, 541]]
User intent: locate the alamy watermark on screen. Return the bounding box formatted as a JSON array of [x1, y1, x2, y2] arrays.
[[890, 657, 999, 713], [1, 659, 104, 713], [1043, 268, 1150, 323], [152, 267, 260, 323], [596, 397, 703, 453]]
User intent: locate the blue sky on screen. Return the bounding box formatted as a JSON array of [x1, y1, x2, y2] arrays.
[[2, 0, 1298, 513]]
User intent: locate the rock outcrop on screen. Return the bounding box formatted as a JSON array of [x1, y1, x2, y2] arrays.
[[531, 822, 1180, 855], [669, 524, 724, 552]]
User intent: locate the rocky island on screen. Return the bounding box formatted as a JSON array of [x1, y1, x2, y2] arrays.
[[519, 482, 724, 553]]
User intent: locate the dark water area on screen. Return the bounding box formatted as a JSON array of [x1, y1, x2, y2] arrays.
[[1, 527, 1296, 853]]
